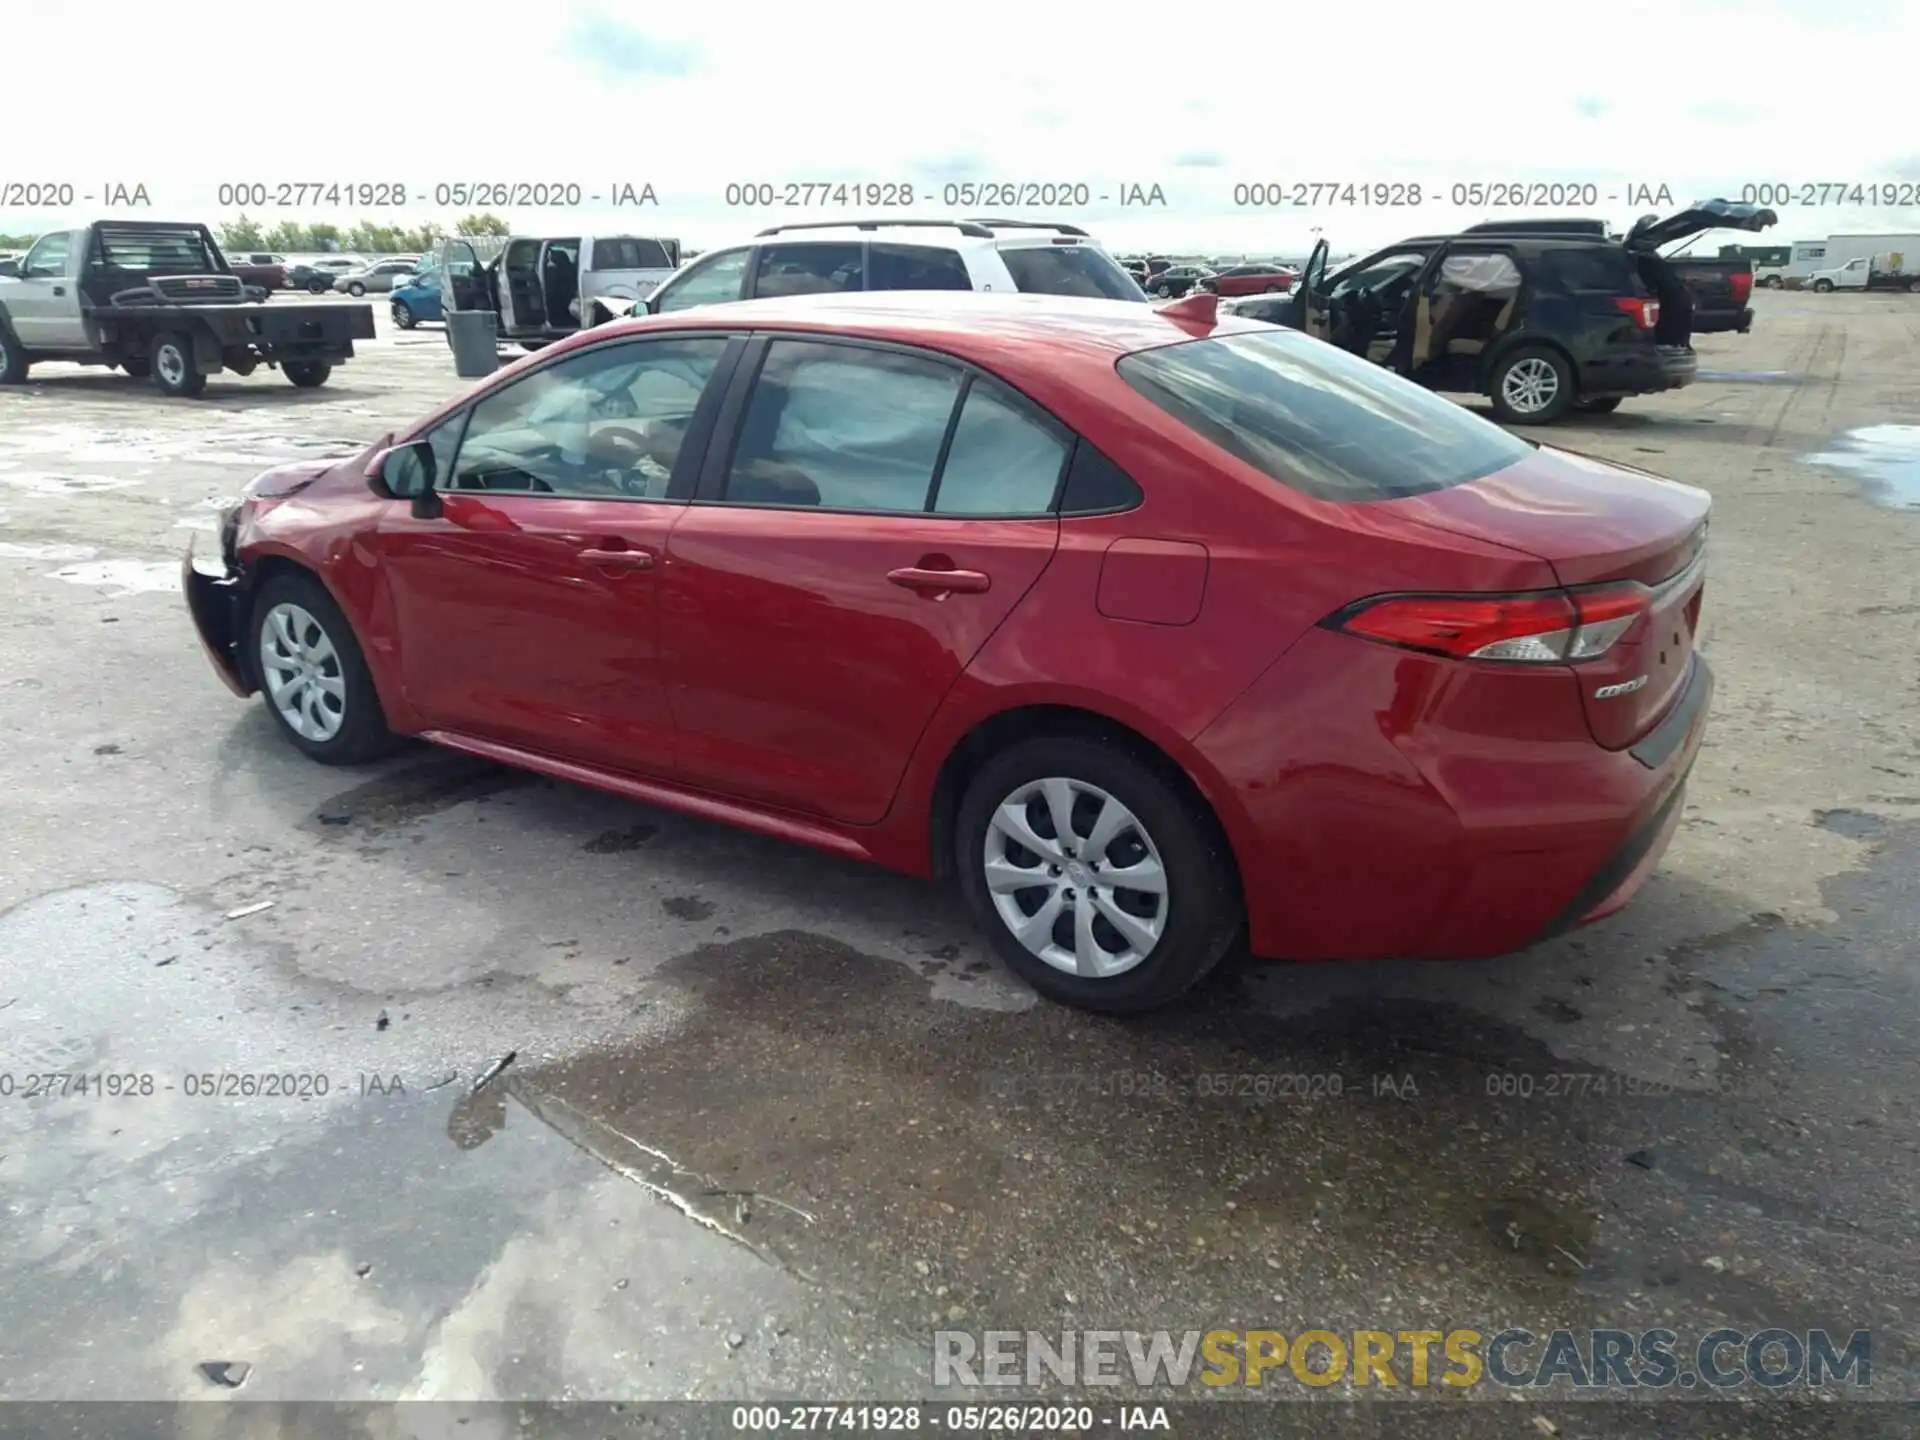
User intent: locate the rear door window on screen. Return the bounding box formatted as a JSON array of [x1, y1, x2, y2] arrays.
[[869, 243, 973, 291], [931, 380, 1071, 515], [998, 245, 1145, 299], [751, 243, 865, 298], [1118, 329, 1531, 502]]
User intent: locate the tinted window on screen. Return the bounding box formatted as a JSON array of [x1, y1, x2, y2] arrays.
[[932, 381, 1070, 515], [752, 243, 864, 298], [655, 248, 750, 312], [92, 226, 216, 273], [1118, 329, 1531, 502], [448, 338, 727, 499], [869, 243, 973, 291], [589, 237, 673, 270], [1545, 246, 1635, 292], [998, 245, 1145, 299], [724, 341, 961, 511]]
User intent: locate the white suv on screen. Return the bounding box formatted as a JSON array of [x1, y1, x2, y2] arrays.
[[647, 219, 1148, 313]]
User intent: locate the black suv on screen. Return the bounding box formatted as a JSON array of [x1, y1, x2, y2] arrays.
[[1258, 200, 1776, 424]]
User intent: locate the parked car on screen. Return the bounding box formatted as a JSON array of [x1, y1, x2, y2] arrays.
[[335, 258, 420, 296], [226, 251, 287, 292], [389, 272, 443, 328], [183, 290, 1711, 1014], [1143, 265, 1212, 298], [442, 233, 683, 348], [1808, 251, 1920, 292], [0, 221, 374, 394], [1201, 263, 1296, 297], [1274, 200, 1778, 423], [643, 219, 1146, 315], [288, 256, 366, 293]]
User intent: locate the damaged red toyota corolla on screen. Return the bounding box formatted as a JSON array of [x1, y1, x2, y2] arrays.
[[184, 289, 1711, 1013]]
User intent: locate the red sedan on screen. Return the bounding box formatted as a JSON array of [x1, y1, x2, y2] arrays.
[[186, 290, 1711, 1013], [1203, 263, 1296, 297]]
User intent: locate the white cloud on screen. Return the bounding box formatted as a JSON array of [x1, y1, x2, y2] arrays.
[[5, 0, 1918, 253]]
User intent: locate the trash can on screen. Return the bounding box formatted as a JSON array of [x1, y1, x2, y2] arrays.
[[447, 310, 500, 379]]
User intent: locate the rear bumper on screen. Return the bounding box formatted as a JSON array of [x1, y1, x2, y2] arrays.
[[1195, 629, 1715, 962], [1691, 306, 1753, 334], [1581, 342, 1697, 398], [183, 546, 255, 698]]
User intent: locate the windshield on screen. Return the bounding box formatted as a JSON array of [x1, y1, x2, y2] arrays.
[[999, 245, 1146, 300], [1117, 328, 1532, 502]]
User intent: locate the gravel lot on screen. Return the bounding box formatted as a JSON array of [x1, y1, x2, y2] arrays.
[[1, 292, 1916, 1433]]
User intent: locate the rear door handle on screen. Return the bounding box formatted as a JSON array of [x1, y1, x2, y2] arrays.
[[887, 566, 990, 595], [578, 547, 654, 570], [52, 286, 65, 296]]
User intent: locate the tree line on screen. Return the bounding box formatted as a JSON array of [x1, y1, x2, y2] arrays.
[[1, 213, 512, 254]]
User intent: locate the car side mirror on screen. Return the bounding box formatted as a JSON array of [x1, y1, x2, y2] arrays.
[[369, 439, 442, 518], [0, 259, 18, 278]]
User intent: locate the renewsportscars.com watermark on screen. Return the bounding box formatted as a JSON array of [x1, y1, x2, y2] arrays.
[[934, 1328, 1872, 1391]]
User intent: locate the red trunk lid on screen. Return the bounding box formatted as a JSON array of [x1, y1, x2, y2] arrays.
[[1387, 445, 1711, 749]]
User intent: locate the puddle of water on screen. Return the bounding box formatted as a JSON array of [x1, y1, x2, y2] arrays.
[[1697, 370, 1799, 384], [48, 560, 181, 595], [1805, 425, 1920, 509], [0, 542, 98, 562], [0, 473, 143, 495]]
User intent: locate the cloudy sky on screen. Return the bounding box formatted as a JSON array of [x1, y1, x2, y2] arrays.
[[6, 0, 1919, 254]]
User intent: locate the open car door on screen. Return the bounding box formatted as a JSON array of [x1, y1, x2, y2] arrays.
[[1402, 247, 1526, 383], [497, 237, 545, 334], [1625, 199, 1778, 253], [1296, 238, 1331, 339]]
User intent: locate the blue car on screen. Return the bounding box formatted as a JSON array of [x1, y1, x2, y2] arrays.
[[389, 272, 443, 329]]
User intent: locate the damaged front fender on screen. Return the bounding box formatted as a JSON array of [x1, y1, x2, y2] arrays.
[[183, 541, 255, 698]]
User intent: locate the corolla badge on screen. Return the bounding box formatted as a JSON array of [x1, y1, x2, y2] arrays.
[[1594, 676, 1649, 700]]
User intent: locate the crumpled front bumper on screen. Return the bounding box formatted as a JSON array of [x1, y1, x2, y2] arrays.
[[183, 539, 255, 698]]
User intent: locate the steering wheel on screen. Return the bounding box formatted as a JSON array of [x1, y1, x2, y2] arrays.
[[585, 425, 669, 496]]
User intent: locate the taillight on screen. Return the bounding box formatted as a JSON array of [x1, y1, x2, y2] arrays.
[[1730, 271, 1753, 305], [1328, 583, 1652, 663], [1611, 297, 1659, 330]]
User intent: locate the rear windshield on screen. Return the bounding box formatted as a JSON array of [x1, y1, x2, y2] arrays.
[[92, 226, 218, 273], [999, 245, 1146, 300], [590, 238, 674, 271], [1117, 329, 1532, 502]]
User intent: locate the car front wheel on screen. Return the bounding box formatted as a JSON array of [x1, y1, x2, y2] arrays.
[[391, 302, 416, 329], [1488, 346, 1574, 424], [955, 735, 1241, 1013], [348, 282, 366, 297], [0, 331, 29, 385], [1812, 279, 1834, 293], [251, 571, 399, 764]]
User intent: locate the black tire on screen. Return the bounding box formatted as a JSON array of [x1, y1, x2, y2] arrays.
[[119, 356, 151, 378], [390, 302, 416, 329], [249, 570, 400, 765], [347, 281, 366, 297], [309, 280, 330, 294], [151, 332, 206, 397], [1812, 279, 1834, 293], [1487, 345, 1574, 425], [0, 330, 28, 385], [1154, 283, 1171, 297], [1263, 283, 1284, 293], [954, 734, 1242, 1014], [283, 360, 331, 388], [1576, 396, 1622, 414]]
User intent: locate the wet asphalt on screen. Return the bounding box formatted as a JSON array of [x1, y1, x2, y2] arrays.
[[1, 293, 1918, 1437]]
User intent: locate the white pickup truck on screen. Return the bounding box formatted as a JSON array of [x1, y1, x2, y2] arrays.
[[440, 232, 682, 349], [0, 220, 376, 395], [1807, 251, 1920, 293]]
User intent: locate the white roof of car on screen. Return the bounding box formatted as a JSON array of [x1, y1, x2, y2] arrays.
[[728, 220, 1100, 250]]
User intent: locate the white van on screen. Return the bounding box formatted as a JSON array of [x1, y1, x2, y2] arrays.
[[440, 233, 682, 347]]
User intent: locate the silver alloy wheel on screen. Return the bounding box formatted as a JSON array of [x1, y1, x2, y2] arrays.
[[1501, 356, 1560, 415], [155, 342, 187, 390], [983, 776, 1169, 979], [258, 601, 347, 742]]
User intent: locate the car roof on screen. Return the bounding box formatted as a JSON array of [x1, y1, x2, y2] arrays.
[[725, 219, 1096, 249]]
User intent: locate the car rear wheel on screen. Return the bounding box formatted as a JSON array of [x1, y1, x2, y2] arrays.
[[251, 572, 399, 765], [1909, 279, 1920, 294], [0, 332, 29, 385], [1154, 283, 1171, 297], [309, 280, 330, 294], [955, 735, 1241, 1013], [391, 302, 416, 329], [1576, 396, 1621, 414], [1488, 346, 1574, 425], [151, 333, 206, 397], [283, 360, 331, 388]]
